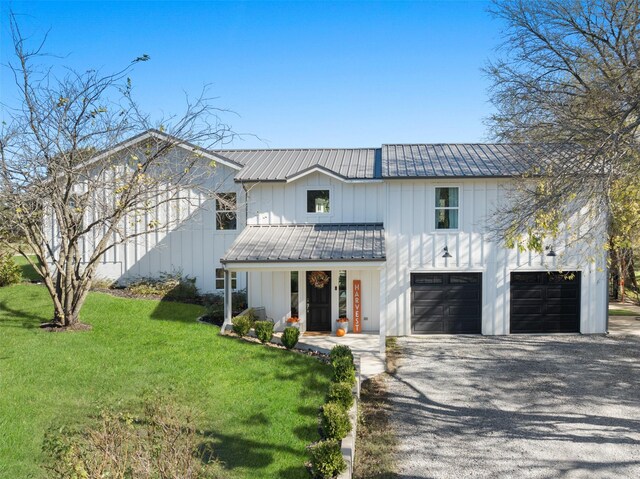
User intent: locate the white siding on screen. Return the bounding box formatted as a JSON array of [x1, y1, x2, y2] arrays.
[[382, 178, 607, 335], [246, 172, 383, 225], [60, 146, 249, 294]]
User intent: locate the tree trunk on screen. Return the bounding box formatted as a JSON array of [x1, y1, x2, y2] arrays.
[[610, 247, 620, 300]]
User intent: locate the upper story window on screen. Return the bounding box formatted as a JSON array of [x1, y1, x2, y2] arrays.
[[307, 190, 330, 214], [435, 187, 459, 229], [216, 192, 237, 230]]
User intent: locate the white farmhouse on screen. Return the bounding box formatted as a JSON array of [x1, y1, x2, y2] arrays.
[[78, 131, 608, 346]]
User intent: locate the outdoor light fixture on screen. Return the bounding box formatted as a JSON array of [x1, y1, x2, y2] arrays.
[[546, 246, 557, 257], [442, 246, 452, 258]]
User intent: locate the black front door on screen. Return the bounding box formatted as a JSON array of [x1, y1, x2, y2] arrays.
[[307, 271, 332, 331]]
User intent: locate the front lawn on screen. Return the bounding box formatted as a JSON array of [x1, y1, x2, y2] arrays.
[[0, 284, 331, 479]]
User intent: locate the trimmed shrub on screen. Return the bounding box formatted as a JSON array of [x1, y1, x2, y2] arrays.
[[281, 327, 300, 350], [308, 439, 347, 479], [321, 402, 351, 440], [332, 356, 356, 385], [231, 315, 252, 337], [42, 399, 225, 479], [327, 382, 354, 410], [0, 253, 21, 287], [329, 345, 354, 365], [254, 320, 274, 344]]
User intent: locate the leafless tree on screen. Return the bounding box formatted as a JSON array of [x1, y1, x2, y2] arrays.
[[0, 14, 236, 327], [486, 0, 640, 300]]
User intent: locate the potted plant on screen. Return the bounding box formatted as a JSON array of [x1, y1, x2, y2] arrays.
[[336, 317, 349, 334], [286, 316, 300, 328]]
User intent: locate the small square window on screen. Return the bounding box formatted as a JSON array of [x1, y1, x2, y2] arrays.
[[307, 190, 330, 213], [435, 187, 459, 229], [216, 193, 237, 230], [215, 268, 237, 290]]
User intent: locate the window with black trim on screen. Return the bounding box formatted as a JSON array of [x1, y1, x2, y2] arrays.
[[216, 193, 237, 230], [307, 190, 330, 213], [435, 187, 459, 229], [338, 271, 347, 317], [215, 268, 237, 290]]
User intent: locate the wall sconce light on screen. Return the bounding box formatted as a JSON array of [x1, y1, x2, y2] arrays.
[[442, 246, 452, 258], [546, 246, 556, 257]]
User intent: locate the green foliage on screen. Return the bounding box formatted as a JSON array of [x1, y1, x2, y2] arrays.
[[0, 253, 21, 287], [321, 402, 351, 441], [327, 382, 354, 410], [254, 320, 275, 344], [126, 271, 198, 301], [201, 290, 248, 325], [332, 356, 356, 386], [329, 345, 354, 365], [0, 284, 332, 479], [42, 398, 225, 479], [281, 326, 300, 349], [308, 440, 347, 479], [231, 315, 252, 337]]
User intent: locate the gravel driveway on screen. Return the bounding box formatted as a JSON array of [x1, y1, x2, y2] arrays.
[[387, 334, 640, 479]]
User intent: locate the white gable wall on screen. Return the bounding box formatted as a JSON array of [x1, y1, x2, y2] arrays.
[[245, 172, 383, 225]]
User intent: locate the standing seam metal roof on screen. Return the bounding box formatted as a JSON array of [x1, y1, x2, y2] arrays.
[[211, 143, 572, 181], [220, 223, 386, 263], [214, 148, 379, 181], [380, 143, 570, 178]]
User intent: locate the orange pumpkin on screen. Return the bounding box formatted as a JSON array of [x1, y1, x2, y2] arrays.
[[336, 328, 346, 337]]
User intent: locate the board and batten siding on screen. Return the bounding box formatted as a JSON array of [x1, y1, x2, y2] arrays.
[[382, 179, 607, 336], [107, 161, 246, 293], [45, 148, 247, 294], [245, 172, 383, 225]]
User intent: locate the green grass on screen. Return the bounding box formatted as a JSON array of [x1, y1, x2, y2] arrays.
[[608, 308, 639, 316], [0, 284, 331, 479], [12, 255, 42, 282]]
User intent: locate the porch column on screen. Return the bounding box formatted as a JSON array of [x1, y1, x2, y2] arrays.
[[379, 268, 386, 354], [221, 268, 232, 335]]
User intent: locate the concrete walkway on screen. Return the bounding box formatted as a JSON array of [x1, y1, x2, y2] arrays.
[[296, 332, 386, 379]]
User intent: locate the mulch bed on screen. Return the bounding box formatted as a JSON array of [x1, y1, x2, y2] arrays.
[[40, 322, 93, 332]]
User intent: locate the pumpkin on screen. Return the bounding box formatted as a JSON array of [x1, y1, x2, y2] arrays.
[[336, 328, 346, 337]]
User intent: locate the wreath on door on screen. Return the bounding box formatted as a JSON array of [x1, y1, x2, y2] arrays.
[[308, 271, 330, 289]]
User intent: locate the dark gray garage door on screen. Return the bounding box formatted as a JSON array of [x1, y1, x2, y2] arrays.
[[510, 271, 581, 333], [411, 273, 482, 334]]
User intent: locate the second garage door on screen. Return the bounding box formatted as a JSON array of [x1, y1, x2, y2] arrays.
[[411, 273, 482, 334], [510, 271, 581, 333]]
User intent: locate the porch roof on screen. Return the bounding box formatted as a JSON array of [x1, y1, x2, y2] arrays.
[[220, 223, 385, 264]]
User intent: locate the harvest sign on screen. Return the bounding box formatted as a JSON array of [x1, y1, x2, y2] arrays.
[[353, 280, 362, 333]]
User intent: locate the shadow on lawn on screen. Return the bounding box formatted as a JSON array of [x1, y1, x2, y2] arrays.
[[149, 298, 203, 324], [199, 430, 311, 479], [0, 299, 44, 329]]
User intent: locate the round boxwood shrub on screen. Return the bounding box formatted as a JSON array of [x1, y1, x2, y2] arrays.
[[231, 315, 252, 337], [332, 356, 356, 385], [308, 439, 347, 479], [327, 382, 354, 410], [254, 320, 274, 344], [321, 402, 351, 440], [281, 326, 300, 350], [329, 345, 353, 365]]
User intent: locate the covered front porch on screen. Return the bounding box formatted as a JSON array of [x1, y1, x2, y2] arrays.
[[220, 223, 387, 353]]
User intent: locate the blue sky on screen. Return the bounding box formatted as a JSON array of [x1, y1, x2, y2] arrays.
[[1, 1, 502, 148]]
